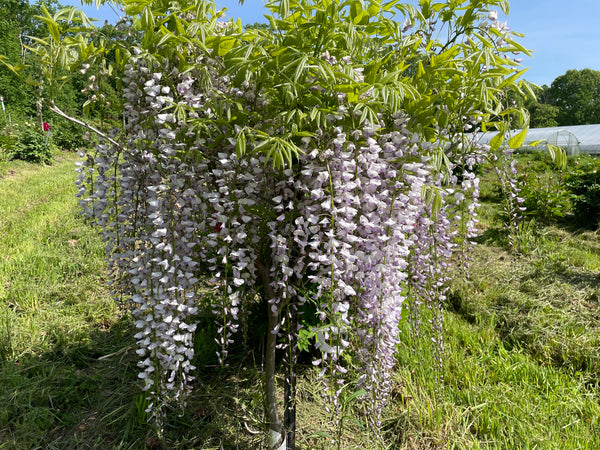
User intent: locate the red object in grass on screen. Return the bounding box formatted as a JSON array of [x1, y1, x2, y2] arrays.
[[42, 122, 50, 131]]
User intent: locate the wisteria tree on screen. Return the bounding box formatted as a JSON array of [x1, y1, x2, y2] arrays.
[[12, 0, 533, 447]]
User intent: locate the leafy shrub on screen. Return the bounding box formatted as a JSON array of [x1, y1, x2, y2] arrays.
[[564, 168, 600, 229], [0, 132, 16, 162], [13, 126, 53, 164], [52, 118, 86, 151], [518, 172, 571, 224], [0, 117, 19, 162]]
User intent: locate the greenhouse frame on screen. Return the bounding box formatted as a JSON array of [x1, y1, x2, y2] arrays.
[[475, 124, 600, 156]]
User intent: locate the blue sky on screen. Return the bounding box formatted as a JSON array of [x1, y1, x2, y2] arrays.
[[64, 0, 600, 87]]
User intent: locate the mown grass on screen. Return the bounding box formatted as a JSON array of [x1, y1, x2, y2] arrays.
[[391, 243, 600, 448], [1, 153, 600, 449], [389, 156, 600, 449], [0, 153, 134, 447]]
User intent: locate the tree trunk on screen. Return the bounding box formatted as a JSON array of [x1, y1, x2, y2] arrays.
[[283, 315, 297, 450], [257, 261, 286, 450]]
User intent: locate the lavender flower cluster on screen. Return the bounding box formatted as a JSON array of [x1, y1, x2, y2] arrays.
[[75, 39, 485, 436], [493, 150, 526, 253]]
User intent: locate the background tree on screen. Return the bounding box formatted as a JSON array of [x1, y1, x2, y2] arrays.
[[0, 0, 43, 119], [547, 68, 600, 126], [517, 70, 600, 128], [0, 1, 122, 152], [504, 83, 558, 128], [528, 101, 559, 128]]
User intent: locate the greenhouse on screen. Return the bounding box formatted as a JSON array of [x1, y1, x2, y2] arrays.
[[475, 124, 600, 156]]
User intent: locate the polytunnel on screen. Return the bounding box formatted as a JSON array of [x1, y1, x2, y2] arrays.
[[475, 124, 600, 156]]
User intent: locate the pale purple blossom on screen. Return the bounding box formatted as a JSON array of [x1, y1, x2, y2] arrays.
[[76, 35, 492, 440]]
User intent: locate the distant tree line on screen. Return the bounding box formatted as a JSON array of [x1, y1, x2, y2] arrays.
[[0, 0, 122, 151], [518, 68, 600, 128], [0, 0, 53, 120], [0, 0, 95, 118]]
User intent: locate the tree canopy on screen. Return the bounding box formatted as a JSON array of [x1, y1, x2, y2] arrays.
[[520, 68, 600, 128], [548, 69, 600, 126], [0, 0, 121, 150], [0, 0, 46, 117]]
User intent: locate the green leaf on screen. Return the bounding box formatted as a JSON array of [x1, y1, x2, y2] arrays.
[[335, 83, 357, 94], [421, 185, 442, 220], [309, 107, 319, 122], [140, 6, 154, 30], [349, 2, 365, 24], [279, 0, 289, 18], [431, 189, 442, 220], [124, 0, 153, 16], [382, 0, 402, 11], [527, 140, 543, 148], [499, 68, 529, 89], [546, 144, 567, 170], [297, 327, 315, 352], [508, 128, 528, 149], [157, 27, 175, 47], [235, 130, 246, 157], [294, 55, 308, 83], [364, 60, 383, 84], [367, 1, 381, 16], [342, 388, 367, 406], [416, 60, 425, 78], [489, 132, 504, 151], [217, 36, 236, 56], [44, 19, 61, 44]]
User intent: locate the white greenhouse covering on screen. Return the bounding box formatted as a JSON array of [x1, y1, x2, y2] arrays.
[[475, 124, 600, 156]]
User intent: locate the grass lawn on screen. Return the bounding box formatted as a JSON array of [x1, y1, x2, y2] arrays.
[[0, 152, 599, 449]]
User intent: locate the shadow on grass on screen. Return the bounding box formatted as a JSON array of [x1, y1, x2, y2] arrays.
[[473, 226, 509, 248], [0, 315, 140, 449], [533, 267, 600, 293], [0, 311, 273, 450]]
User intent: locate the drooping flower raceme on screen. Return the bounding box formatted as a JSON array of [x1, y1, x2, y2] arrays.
[[74, 14, 490, 439]]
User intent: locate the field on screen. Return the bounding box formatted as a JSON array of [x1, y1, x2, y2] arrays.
[[1, 152, 599, 449]]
